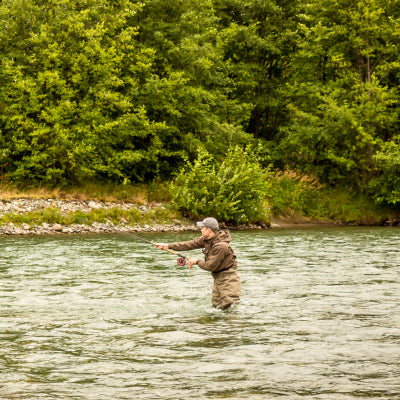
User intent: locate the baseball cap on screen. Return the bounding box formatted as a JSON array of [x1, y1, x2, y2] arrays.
[[196, 217, 219, 231]]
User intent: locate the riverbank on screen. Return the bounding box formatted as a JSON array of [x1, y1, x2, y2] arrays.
[[0, 197, 398, 236], [0, 198, 199, 235], [0, 198, 268, 236]]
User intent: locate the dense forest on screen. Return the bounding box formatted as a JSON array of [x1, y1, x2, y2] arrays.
[[0, 0, 399, 208]]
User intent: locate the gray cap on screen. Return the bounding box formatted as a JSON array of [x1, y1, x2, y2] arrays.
[[196, 217, 219, 231]]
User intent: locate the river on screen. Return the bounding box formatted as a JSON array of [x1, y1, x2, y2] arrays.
[[0, 227, 399, 399]]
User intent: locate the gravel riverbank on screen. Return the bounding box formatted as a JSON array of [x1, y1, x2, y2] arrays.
[[0, 198, 198, 236], [4, 198, 392, 236]]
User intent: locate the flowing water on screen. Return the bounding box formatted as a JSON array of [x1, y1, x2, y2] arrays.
[[0, 227, 399, 399]]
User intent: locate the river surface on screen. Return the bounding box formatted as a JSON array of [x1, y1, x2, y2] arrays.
[[0, 227, 399, 399]]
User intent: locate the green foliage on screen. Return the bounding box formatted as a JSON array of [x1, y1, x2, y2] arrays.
[[140, 205, 181, 225], [370, 139, 400, 205], [170, 147, 270, 224], [266, 171, 324, 217], [0, 208, 62, 226], [133, 0, 253, 165], [317, 189, 385, 225], [214, 0, 298, 140], [0, 0, 166, 185], [275, 0, 400, 204], [0, 0, 399, 209], [267, 170, 387, 224], [277, 81, 399, 187]]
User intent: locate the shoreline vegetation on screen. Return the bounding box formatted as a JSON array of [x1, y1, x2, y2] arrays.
[[0, 0, 400, 233], [1, 1, 400, 235], [0, 183, 399, 236]]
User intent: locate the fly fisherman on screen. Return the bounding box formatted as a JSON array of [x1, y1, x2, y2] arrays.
[[155, 217, 241, 310]]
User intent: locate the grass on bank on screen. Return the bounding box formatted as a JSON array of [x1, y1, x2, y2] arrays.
[[0, 205, 182, 227], [0, 173, 397, 227], [267, 171, 395, 225], [0, 182, 181, 228]]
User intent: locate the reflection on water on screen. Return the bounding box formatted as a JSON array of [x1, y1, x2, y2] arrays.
[[0, 227, 399, 399]]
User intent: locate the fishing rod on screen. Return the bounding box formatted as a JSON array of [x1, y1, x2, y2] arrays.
[[125, 233, 188, 266]]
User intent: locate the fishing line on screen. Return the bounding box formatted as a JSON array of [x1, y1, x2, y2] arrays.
[[122, 232, 189, 268]]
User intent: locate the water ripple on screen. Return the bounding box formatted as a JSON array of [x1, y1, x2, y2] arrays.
[[0, 228, 399, 399]]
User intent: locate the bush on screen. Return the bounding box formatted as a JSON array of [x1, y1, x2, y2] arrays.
[[266, 171, 323, 217], [170, 147, 270, 224], [370, 140, 400, 206], [266, 170, 388, 224]]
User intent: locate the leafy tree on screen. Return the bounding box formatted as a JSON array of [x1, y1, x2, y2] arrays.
[[371, 139, 400, 205], [213, 0, 299, 140], [276, 0, 400, 199], [0, 0, 165, 185], [0, 0, 399, 211], [133, 0, 253, 166]]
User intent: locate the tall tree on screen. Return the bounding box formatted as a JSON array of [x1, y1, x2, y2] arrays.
[[0, 0, 164, 185], [276, 0, 400, 195], [213, 0, 299, 140], [133, 0, 252, 167]]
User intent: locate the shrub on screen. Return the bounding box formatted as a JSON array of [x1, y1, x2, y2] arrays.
[[170, 147, 270, 224], [266, 170, 323, 217], [370, 140, 400, 206], [266, 170, 387, 224]]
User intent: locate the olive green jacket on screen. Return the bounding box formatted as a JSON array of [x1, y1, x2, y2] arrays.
[[168, 230, 238, 275]]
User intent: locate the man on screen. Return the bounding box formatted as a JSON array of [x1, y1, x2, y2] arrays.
[[155, 217, 241, 310]]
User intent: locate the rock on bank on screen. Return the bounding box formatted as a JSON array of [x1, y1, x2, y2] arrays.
[[0, 198, 197, 236]]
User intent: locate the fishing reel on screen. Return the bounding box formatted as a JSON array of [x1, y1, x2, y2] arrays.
[[177, 257, 186, 266]]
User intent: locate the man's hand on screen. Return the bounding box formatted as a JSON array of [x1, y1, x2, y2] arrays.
[[186, 258, 200, 268]]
